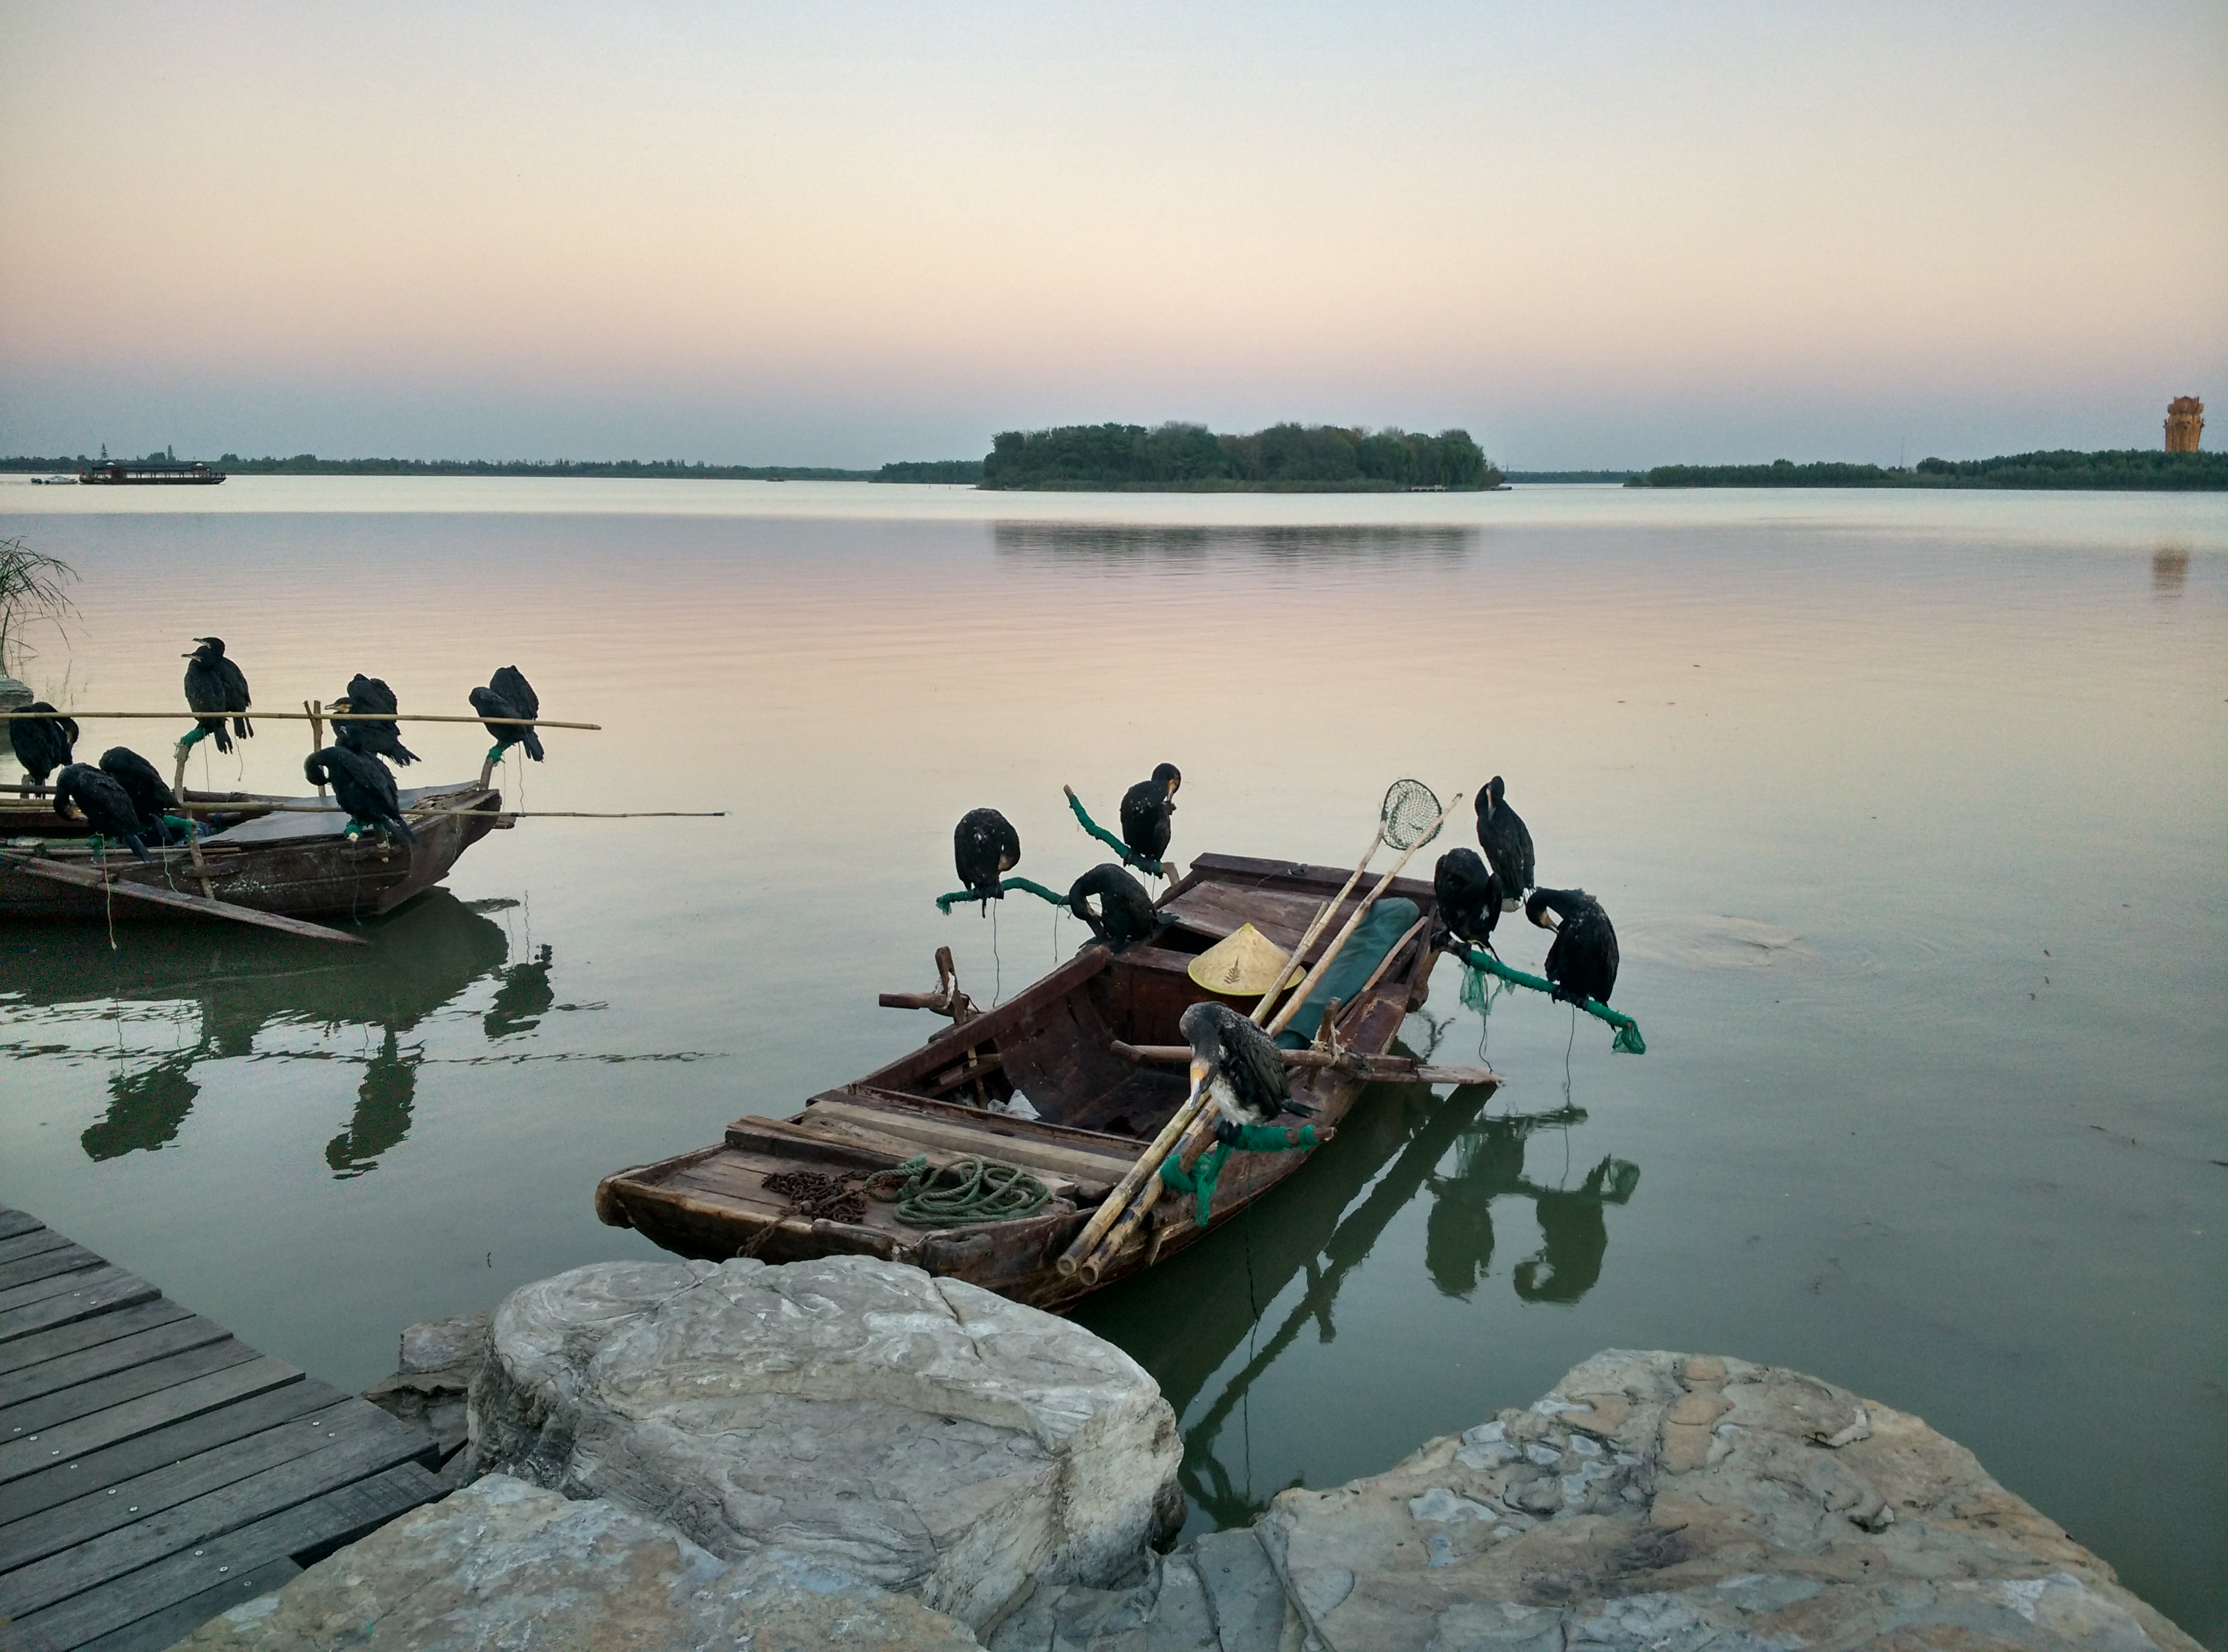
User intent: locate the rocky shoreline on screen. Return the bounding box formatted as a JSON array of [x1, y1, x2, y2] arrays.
[[181, 1256, 2199, 1651]]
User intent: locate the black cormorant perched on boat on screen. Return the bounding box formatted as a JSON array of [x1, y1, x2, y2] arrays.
[[1524, 887, 1619, 1007], [1177, 1000, 1316, 1145], [1475, 775, 1533, 910], [98, 747, 184, 843], [1432, 848, 1505, 952], [8, 702, 77, 789], [183, 638, 253, 753], [305, 746, 417, 846], [1119, 762, 1181, 875], [469, 667, 543, 762], [1067, 863, 1162, 953], [52, 764, 151, 861], [953, 807, 1020, 901], [332, 675, 419, 766]]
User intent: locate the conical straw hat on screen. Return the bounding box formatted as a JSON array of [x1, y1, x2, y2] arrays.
[[1188, 923, 1301, 997]]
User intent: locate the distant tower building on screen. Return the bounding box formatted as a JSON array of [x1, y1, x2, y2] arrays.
[[2164, 396, 2203, 452]]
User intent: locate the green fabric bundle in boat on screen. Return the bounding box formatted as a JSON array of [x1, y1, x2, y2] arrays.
[[1273, 897, 1419, 1049]]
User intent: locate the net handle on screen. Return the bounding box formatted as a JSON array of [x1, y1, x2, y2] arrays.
[[1263, 791, 1465, 1039], [1248, 816, 1388, 1026]]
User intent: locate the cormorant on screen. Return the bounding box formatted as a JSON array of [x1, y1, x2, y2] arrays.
[[332, 675, 419, 766], [1432, 848, 1505, 952], [1524, 887, 1619, 1007], [469, 666, 543, 762], [98, 747, 184, 843], [8, 702, 77, 789], [52, 764, 152, 861], [1068, 863, 1162, 953], [183, 638, 253, 753], [953, 807, 1019, 901], [1119, 762, 1181, 875], [1475, 776, 1533, 910], [305, 747, 417, 846], [1177, 1000, 1317, 1146]]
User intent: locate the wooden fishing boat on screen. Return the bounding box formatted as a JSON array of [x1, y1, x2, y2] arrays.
[[596, 851, 1499, 1310], [0, 779, 505, 929]]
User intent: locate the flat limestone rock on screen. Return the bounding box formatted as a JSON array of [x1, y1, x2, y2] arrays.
[[173, 1472, 982, 1651], [999, 1350, 2200, 1651], [469, 1255, 1182, 1631], [1256, 1349, 2202, 1652], [362, 1310, 492, 1467]]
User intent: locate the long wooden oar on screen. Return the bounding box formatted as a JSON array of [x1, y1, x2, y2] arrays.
[[1073, 794, 1463, 1282], [0, 851, 371, 945]]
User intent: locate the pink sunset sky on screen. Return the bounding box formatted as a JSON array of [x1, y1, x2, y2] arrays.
[[2, 1, 2223, 469]]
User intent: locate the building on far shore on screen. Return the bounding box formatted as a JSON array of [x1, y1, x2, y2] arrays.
[[2165, 396, 2204, 452]]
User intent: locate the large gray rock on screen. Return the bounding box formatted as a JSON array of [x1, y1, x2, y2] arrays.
[[173, 1472, 982, 1651], [361, 1310, 491, 1473], [999, 1350, 2202, 1652], [469, 1255, 1183, 1631]]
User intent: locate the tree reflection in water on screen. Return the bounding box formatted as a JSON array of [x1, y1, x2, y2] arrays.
[[1077, 1074, 1642, 1533], [12, 893, 541, 1177]]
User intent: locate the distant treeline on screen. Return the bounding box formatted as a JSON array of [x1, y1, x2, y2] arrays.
[[980, 423, 1501, 491], [872, 460, 985, 483], [1506, 470, 1636, 483], [0, 453, 876, 480], [1632, 450, 2225, 491]]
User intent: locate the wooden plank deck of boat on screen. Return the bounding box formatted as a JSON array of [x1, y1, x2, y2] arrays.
[[0, 1206, 443, 1652]]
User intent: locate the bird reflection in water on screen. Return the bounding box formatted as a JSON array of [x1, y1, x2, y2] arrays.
[[25, 893, 540, 1175], [1077, 1070, 1642, 1532], [1425, 1112, 1640, 1303]]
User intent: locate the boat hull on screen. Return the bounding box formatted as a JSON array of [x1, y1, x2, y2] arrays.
[[0, 783, 503, 922], [597, 851, 1481, 1310]]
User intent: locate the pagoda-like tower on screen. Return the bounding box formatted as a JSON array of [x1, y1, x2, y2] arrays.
[[2165, 396, 2203, 452]]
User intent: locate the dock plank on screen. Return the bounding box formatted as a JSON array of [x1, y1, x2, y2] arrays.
[[0, 1381, 344, 1529], [0, 1340, 258, 1436], [0, 1406, 434, 1619], [0, 1318, 232, 1413], [0, 1272, 160, 1349], [7, 1462, 442, 1652], [0, 1301, 194, 1382], [0, 1263, 117, 1315], [0, 1208, 436, 1651], [71, 1557, 303, 1652], [0, 1357, 302, 1487], [0, 1247, 105, 1296], [0, 1231, 75, 1269], [0, 1400, 415, 1575]]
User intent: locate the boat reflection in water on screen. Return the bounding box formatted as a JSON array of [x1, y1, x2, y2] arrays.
[[1077, 1074, 1640, 1530], [8, 893, 537, 1176]]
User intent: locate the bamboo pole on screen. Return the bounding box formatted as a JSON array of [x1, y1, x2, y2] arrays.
[[304, 700, 327, 797], [0, 710, 598, 728], [1249, 820, 1385, 1026], [1074, 794, 1462, 1283]]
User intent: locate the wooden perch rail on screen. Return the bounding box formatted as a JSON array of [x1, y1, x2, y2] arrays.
[[1109, 1040, 1498, 1088], [0, 710, 599, 728]]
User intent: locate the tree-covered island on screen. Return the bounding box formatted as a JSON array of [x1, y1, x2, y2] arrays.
[[979, 422, 1502, 490]]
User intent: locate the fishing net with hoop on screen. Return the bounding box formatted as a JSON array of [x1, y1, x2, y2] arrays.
[[1380, 777, 1444, 851]]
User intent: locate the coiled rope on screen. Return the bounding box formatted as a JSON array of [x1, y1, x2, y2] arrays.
[[864, 1155, 1052, 1227]]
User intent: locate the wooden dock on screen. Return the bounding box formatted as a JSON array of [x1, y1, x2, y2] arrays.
[[0, 1206, 443, 1652]]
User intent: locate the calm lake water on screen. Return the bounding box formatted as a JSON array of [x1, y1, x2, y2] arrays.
[[3, 478, 2223, 1641]]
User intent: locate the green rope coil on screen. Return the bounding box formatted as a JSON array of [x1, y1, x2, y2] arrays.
[[1454, 946, 1646, 1054], [864, 1154, 1052, 1227], [934, 877, 1068, 914], [1065, 789, 1167, 878], [1157, 1123, 1322, 1228]]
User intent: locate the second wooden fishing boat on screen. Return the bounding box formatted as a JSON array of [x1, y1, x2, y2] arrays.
[[596, 851, 1500, 1310], [0, 779, 505, 931]]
